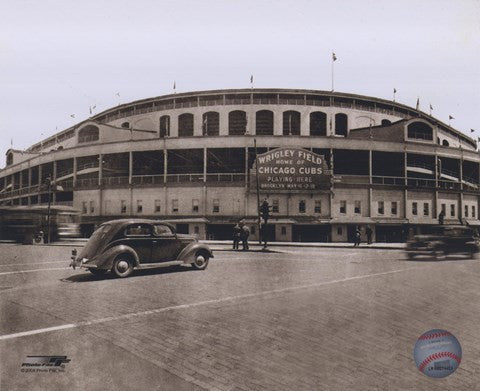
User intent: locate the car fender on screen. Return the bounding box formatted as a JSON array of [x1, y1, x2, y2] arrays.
[[465, 241, 480, 252], [94, 245, 140, 269], [177, 242, 214, 263]]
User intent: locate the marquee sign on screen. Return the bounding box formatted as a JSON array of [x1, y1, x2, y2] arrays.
[[252, 147, 330, 192]]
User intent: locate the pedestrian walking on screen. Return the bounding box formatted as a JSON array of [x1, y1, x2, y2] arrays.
[[366, 225, 373, 245], [240, 223, 250, 251], [353, 226, 361, 247], [232, 223, 241, 250]]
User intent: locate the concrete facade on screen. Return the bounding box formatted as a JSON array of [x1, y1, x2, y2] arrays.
[[1, 88, 479, 242]]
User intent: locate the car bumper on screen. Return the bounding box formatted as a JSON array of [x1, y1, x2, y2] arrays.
[[70, 258, 99, 270]]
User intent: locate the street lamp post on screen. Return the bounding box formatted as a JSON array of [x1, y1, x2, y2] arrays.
[[45, 176, 52, 244]]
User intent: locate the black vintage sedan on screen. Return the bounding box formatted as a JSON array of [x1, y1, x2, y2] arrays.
[[406, 225, 479, 260], [70, 219, 213, 277]]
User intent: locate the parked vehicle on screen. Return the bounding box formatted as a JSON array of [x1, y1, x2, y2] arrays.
[[70, 219, 213, 277], [406, 225, 479, 260]]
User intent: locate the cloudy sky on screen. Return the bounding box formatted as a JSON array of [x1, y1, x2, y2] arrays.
[[0, 0, 479, 165]]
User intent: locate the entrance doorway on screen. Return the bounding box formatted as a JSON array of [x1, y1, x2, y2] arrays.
[[292, 225, 330, 242]]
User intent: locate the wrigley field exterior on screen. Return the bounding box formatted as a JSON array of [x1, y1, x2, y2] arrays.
[[1, 88, 479, 243]]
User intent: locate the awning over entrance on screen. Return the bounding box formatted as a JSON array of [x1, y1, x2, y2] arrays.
[[465, 219, 480, 227], [240, 218, 298, 225], [330, 216, 374, 224], [164, 217, 209, 224], [373, 218, 409, 225], [408, 218, 439, 225]]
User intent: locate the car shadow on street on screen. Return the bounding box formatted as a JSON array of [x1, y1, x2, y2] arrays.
[[62, 265, 194, 283], [402, 254, 475, 262]]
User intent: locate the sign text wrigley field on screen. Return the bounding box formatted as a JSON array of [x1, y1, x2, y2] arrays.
[[253, 148, 330, 191]]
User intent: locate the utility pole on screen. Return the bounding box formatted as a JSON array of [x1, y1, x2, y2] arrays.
[[254, 138, 261, 245], [46, 176, 52, 244]]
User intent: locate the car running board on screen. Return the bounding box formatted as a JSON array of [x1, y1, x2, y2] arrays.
[[136, 260, 186, 269]]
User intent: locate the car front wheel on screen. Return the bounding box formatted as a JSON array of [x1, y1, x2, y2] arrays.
[[112, 255, 134, 278], [192, 252, 209, 270]]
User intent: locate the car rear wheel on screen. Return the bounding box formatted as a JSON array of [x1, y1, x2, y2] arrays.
[[89, 268, 107, 276], [192, 252, 209, 270], [112, 255, 134, 278]]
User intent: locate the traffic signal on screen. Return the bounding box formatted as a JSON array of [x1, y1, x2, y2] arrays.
[[260, 200, 270, 224]]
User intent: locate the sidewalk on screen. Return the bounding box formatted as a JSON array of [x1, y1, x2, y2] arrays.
[[200, 240, 405, 251]]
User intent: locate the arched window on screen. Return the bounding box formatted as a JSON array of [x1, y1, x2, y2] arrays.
[[178, 113, 194, 137], [202, 111, 219, 136], [121, 122, 130, 128], [159, 115, 170, 137], [407, 121, 433, 140], [283, 111, 301, 135], [442, 139, 450, 147], [381, 119, 391, 126], [310, 112, 327, 136], [335, 113, 348, 136], [256, 110, 274, 135], [229, 111, 247, 135], [78, 125, 99, 143]]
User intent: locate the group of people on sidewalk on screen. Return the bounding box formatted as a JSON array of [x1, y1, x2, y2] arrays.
[[353, 225, 373, 247], [232, 222, 250, 251], [231, 223, 374, 248]]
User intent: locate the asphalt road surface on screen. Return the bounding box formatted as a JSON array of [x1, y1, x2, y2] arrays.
[[1, 244, 479, 390]]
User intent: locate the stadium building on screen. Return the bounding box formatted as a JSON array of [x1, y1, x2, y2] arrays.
[[1, 88, 479, 242]]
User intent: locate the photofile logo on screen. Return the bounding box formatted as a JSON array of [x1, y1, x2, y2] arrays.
[[21, 356, 71, 373]]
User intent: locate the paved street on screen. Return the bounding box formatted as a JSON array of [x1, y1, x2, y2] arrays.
[[1, 244, 480, 391]]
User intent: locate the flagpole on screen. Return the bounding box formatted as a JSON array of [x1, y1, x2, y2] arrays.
[[331, 56, 334, 92]]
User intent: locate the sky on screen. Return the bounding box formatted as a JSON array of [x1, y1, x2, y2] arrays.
[[0, 0, 479, 167]]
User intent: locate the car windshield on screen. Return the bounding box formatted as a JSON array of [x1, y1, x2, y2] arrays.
[[79, 224, 112, 258]]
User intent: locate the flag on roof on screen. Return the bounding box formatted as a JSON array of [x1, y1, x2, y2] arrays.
[[250, 75, 253, 84], [430, 104, 433, 110], [332, 52, 337, 61], [393, 88, 397, 93], [416, 98, 419, 110], [449, 115, 454, 120], [471, 129, 475, 133], [173, 81, 176, 90], [70, 114, 75, 118]]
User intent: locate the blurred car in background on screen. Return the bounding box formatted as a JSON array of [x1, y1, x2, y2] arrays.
[[406, 225, 479, 260]]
